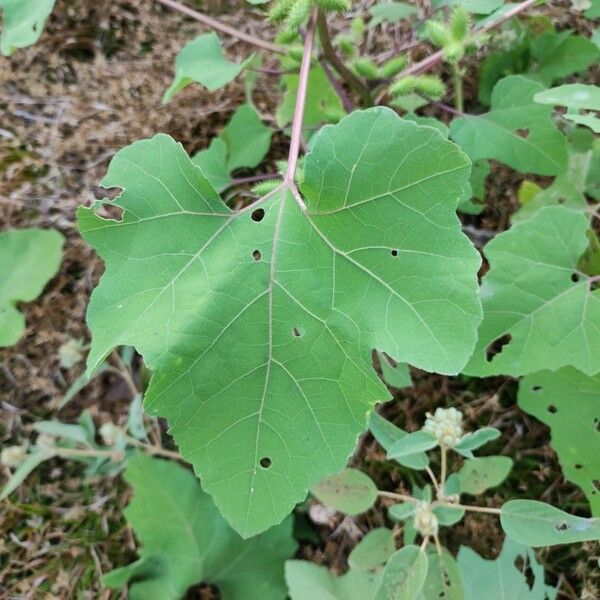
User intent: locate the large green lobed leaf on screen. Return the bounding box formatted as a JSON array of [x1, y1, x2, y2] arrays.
[[103, 454, 296, 599], [0, 228, 64, 347], [79, 107, 481, 536], [465, 205, 600, 376]]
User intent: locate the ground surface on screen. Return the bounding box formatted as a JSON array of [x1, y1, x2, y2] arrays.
[[0, 1, 598, 598]]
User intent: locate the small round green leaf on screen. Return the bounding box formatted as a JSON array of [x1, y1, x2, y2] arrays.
[[458, 456, 513, 495], [388, 431, 437, 461], [348, 528, 396, 571], [375, 545, 428, 600], [422, 549, 464, 600], [501, 500, 600, 546], [311, 468, 378, 515]]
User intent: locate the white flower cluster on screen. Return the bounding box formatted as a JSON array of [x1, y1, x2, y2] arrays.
[[423, 407, 463, 447], [413, 501, 438, 537]]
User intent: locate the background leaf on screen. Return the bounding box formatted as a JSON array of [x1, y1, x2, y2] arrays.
[[311, 468, 378, 515], [464, 206, 600, 376], [419, 549, 463, 600], [0, 0, 56, 56], [348, 528, 396, 571], [163, 33, 252, 102], [0, 228, 64, 347], [457, 539, 556, 599], [285, 560, 382, 600], [450, 76, 568, 176], [518, 368, 600, 515], [102, 454, 296, 600], [375, 545, 428, 600], [458, 456, 513, 495], [500, 500, 600, 546]]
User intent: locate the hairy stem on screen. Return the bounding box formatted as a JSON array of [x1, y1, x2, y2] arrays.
[[55, 447, 125, 461], [452, 64, 464, 113], [396, 0, 539, 79], [155, 0, 285, 55], [316, 10, 374, 107], [285, 10, 318, 185]]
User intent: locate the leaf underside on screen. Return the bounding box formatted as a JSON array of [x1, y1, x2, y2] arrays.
[[79, 107, 481, 536]]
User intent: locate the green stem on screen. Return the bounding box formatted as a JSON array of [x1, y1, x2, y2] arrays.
[[316, 10, 374, 107], [452, 64, 464, 113]]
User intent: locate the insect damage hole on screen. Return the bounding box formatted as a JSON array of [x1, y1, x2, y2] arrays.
[[252, 249, 261, 261], [531, 385, 543, 392], [292, 326, 304, 337], [251, 208, 265, 222], [259, 457, 271, 468], [516, 128, 530, 138], [485, 333, 512, 362], [547, 404, 558, 414], [554, 521, 569, 532], [390, 249, 398, 257], [571, 273, 580, 283]]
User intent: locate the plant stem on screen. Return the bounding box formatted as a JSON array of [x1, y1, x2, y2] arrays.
[[425, 466, 440, 494], [155, 0, 285, 55], [588, 274, 600, 284], [378, 490, 418, 504], [433, 533, 443, 556], [435, 501, 501, 515], [420, 536, 430, 551], [452, 64, 464, 113], [395, 0, 539, 79], [285, 10, 318, 185], [320, 59, 354, 113], [55, 447, 125, 461], [440, 444, 447, 490], [416, 93, 466, 116], [316, 10, 374, 107], [125, 435, 184, 461]]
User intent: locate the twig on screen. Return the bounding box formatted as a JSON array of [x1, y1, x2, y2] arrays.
[[108, 351, 139, 398], [396, 0, 540, 79], [154, 0, 285, 55], [55, 447, 124, 461], [425, 466, 441, 494], [285, 10, 318, 185], [125, 436, 184, 462], [378, 490, 418, 504], [316, 10, 373, 107], [435, 501, 501, 515]]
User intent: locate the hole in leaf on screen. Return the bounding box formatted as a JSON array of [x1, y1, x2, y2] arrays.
[[532, 385, 542, 392], [292, 327, 304, 337], [558, 197, 566, 204], [251, 208, 265, 222], [594, 417, 599, 432], [391, 249, 398, 257], [516, 128, 530, 138], [259, 457, 271, 468], [554, 521, 569, 532], [514, 556, 534, 590], [571, 273, 580, 283], [574, 464, 583, 469], [485, 334, 512, 362], [252, 249, 261, 261], [547, 405, 558, 414]]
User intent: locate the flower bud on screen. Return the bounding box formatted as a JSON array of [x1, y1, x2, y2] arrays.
[[423, 407, 463, 447], [413, 501, 438, 536]]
